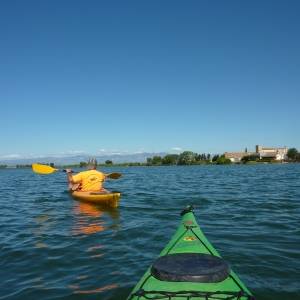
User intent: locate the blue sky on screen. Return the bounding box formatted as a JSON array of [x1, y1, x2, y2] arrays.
[[1, 0, 299, 159]]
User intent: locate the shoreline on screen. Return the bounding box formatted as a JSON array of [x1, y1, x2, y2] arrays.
[[1, 161, 299, 169]]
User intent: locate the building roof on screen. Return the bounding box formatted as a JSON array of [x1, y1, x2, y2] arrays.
[[259, 147, 287, 151], [224, 152, 255, 159]]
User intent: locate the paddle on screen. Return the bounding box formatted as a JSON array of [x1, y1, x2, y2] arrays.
[[106, 173, 122, 179], [32, 163, 122, 179]]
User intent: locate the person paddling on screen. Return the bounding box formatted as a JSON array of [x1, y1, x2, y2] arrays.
[[66, 158, 107, 192]]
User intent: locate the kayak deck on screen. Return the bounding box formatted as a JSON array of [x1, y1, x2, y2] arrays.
[[71, 191, 121, 208], [127, 206, 254, 300]]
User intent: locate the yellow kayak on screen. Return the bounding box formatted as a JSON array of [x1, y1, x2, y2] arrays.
[[71, 191, 121, 208]]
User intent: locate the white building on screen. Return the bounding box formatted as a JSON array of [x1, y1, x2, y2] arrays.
[[224, 145, 288, 162], [256, 145, 288, 161]]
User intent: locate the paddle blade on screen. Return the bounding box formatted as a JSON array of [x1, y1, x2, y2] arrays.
[[107, 172, 122, 179], [32, 163, 57, 175]]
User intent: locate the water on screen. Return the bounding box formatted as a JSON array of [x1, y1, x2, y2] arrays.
[[0, 164, 299, 300]]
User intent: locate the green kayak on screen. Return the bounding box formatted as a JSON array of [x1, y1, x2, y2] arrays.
[[127, 206, 254, 300]]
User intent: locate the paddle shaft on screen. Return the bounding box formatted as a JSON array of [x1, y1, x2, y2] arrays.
[[32, 163, 121, 179]]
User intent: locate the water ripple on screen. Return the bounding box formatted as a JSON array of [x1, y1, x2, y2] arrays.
[[0, 165, 299, 299]]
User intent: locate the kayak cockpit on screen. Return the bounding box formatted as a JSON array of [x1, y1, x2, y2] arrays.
[[151, 253, 230, 283]]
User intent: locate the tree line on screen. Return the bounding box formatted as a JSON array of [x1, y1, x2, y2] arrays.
[[146, 151, 231, 165], [74, 152, 231, 167]]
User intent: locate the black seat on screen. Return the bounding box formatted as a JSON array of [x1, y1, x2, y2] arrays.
[[151, 253, 230, 283]]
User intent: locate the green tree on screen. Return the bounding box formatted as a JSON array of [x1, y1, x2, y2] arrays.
[[178, 151, 197, 165], [241, 154, 258, 163], [212, 154, 220, 162], [287, 148, 298, 160], [195, 153, 207, 162], [146, 157, 153, 165], [195, 154, 201, 161], [105, 160, 113, 165], [152, 156, 162, 165], [216, 155, 231, 165], [162, 154, 179, 165], [79, 161, 87, 168]]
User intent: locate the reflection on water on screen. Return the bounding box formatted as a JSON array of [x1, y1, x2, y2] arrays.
[[72, 202, 120, 235], [75, 202, 105, 217], [87, 244, 105, 258], [33, 213, 52, 249], [72, 283, 119, 294], [35, 242, 47, 248], [70, 202, 120, 295]]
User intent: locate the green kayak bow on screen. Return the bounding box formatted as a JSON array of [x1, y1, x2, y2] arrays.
[[127, 206, 254, 300]]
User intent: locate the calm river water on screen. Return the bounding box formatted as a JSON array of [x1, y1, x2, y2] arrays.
[[0, 164, 299, 300]]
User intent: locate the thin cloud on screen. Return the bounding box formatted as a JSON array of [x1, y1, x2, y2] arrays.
[[60, 150, 86, 156], [97, 149, 129, 155], [171, 147, 183, 152], [0, 154, 22, 160]]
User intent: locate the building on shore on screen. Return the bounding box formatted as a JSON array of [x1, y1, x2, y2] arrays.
[[256, 145, 288, 161], [224, 145, 288, 162], [224, 151, 255, 163]]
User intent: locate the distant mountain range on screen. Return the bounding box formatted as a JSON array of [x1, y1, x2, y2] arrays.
[[0, 152, 168, 166]]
